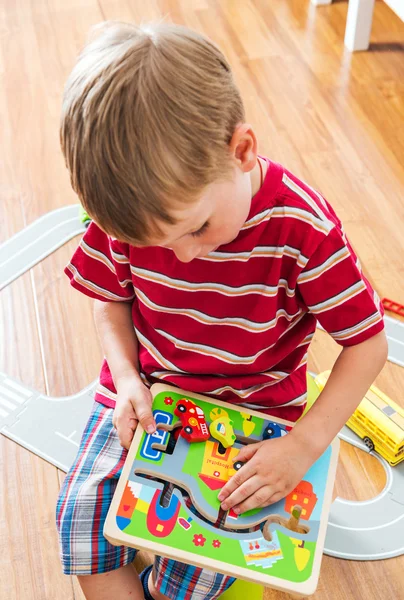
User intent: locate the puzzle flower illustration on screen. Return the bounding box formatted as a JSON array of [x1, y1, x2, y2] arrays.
[[193, 534, 206, 547], [164, 397, 173, 405], [212, 539, 221, 548]]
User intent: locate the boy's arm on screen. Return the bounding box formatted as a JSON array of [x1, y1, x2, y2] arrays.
[[94, 300, 156, 443], [291, 222, 387, 456], [94, 299, 141, 382], [291, 329, 388, 460], [218, 330, 388, 514]]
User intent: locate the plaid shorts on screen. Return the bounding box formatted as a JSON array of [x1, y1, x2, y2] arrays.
[[56, 402, 235, 599]]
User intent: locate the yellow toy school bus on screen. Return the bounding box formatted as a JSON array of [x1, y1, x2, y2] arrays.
[[315, 371, 404, 466]]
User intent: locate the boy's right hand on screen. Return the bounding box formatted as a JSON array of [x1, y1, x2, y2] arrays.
[[113, 376, 156, 450]]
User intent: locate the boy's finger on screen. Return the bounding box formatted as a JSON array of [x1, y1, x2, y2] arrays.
[[118, 423, 137, 450], [232, 443, 260, 464], [262, 490, 285, 507], [119, 431, 131, 450], [220, 475, 261, 512], [218, 461, 255, 502], [232, 487, 272, 515], [128, 417, 139, 431], [134, 401, 156, 434]]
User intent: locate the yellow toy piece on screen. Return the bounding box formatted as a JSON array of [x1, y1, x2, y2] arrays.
[[240, 412, 256, 436], [209, 416, 237, 448], [209, 407, 229, 421], [301, 372, 321, 418], [315, 371, 404, 466], [220, 579, 263, 600], [290, 538, 311, 572]]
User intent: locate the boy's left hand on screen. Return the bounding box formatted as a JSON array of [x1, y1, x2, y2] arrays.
[[218, 434, 313, 514]]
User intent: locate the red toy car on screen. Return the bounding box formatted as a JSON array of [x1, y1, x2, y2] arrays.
[[174, 399, 210, 443]]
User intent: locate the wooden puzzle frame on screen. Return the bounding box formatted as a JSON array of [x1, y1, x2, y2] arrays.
[[105, 384, 339, 596]]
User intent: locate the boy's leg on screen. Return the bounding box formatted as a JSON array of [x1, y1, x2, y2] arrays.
[[147, 566, 169, 600], [56, 402, 140, 598], [149, 556, 236, 600], [78, 563, 143, 600]]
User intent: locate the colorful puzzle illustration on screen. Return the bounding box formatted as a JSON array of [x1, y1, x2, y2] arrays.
[[105, 385, 339, 596]]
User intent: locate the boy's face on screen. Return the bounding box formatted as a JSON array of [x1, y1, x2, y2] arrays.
[[150, 124, 260, 263], [155, 164, 254, 262]]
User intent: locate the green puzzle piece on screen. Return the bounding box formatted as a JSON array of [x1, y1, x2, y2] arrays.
[[221, 579, 263, 599]]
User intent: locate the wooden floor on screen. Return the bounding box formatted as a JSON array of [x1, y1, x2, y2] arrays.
[[1, 1, 404, 598]]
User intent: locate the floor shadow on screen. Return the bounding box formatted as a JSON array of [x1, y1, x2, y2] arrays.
[[368, 42, 404, 52]]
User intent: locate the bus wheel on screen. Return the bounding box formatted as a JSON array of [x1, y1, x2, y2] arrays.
[[363, 436, 375, 452]]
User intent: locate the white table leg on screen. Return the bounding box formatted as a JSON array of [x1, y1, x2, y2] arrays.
[[310, 0, 332, 5], [344, 0, 375, 51]]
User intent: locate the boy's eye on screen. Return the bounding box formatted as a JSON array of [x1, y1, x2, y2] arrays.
[[191, 221, 209, 238]]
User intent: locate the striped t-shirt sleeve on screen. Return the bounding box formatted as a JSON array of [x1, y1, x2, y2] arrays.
[[64, 221, 135, 302], [297, 226, 384, 346]]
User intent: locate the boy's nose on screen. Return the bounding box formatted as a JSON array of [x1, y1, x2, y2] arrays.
[[171, 243, 200, 263]]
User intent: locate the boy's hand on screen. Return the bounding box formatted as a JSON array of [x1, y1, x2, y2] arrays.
[[217, 435, 313, 514], [113, 376, 156, 449]]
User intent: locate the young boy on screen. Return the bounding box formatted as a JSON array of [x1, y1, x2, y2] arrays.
[[57, 20, 388, 600]]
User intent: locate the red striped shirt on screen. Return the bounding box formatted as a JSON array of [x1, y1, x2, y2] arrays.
[[65, 160, 384, 422]]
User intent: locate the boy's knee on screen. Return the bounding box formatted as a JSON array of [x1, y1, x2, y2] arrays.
[[149, 567, 170, 600], [77, 564, 143, 600]]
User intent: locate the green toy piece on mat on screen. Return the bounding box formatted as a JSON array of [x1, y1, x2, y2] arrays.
[[78, 205, 91, 227], [221, 579, 263, 599]]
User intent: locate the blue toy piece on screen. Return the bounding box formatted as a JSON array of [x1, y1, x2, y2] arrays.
[[262, 422, 288, 441]]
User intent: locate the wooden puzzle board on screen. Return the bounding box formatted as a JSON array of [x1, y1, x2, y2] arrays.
[[104, 384, 339, 596]]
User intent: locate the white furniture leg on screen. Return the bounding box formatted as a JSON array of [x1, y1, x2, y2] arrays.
[[344, 0, 375, 51], [311, 0, 375, 52]]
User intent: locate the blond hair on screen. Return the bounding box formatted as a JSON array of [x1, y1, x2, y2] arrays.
[[60, 21, 245, 244]]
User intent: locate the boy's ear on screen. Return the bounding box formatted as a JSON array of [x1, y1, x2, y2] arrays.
[[229, 123, 258, 173]]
